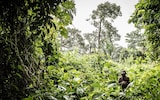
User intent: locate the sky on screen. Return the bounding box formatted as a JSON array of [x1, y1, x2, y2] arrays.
[[71, 0, 139, 47]]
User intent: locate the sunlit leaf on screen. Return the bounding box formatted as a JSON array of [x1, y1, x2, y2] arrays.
[[22, 96, 33, 100], [47, 65, 55, 71], [59, 27, 68, 38]]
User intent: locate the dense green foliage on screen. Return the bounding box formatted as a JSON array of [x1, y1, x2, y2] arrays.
[[125, 29, 146, 49], [0, 0, 75, 99], [129, 0, 160, 61], [0, 0, 160, 100], [24, 51, 159, 99]]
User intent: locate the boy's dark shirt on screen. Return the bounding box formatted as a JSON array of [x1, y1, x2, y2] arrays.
[[118, 76, 130, 89]]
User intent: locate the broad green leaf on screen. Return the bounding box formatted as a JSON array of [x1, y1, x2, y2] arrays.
[[62, 1, 75, 9], [63, 73, 69, 80], [91, 83, 100, 87], [92, 93, 103, 99], [16, 73, 22, 78], [47, 65, 55, 71], [59, 27, 68, 38], [22, 96, 33, 100], [17, 65, 23, 71]]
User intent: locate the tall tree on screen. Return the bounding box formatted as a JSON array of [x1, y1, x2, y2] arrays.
[[84, 32, 97, 53], [129, 0, 160, 60], [88, 1, 121, 57], [125, 29, 146, 50], [101, 21, 121, 57], [0, 0, 75, 99], [61, 27, 85, 53]]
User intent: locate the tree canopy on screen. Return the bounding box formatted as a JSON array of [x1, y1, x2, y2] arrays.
[[0, 0, 75, 99], [88, 1, 122, 58], [129, 0, 160, 60]]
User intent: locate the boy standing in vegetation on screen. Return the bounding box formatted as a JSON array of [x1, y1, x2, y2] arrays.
[[118, 70, 130, 91]]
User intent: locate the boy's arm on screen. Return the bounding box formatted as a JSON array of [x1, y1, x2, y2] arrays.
[[118, 78, 122, 84], [127, 77, 130, 83]]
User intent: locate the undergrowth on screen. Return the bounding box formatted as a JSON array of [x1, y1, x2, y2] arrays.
[[24, 51, 160, 100]]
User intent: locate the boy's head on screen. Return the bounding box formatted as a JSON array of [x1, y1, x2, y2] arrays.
[[121, 70, 126, 76]]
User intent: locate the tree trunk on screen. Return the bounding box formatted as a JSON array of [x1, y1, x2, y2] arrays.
[[97, 19, 102, 72], [98, 19, 102, 51]]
